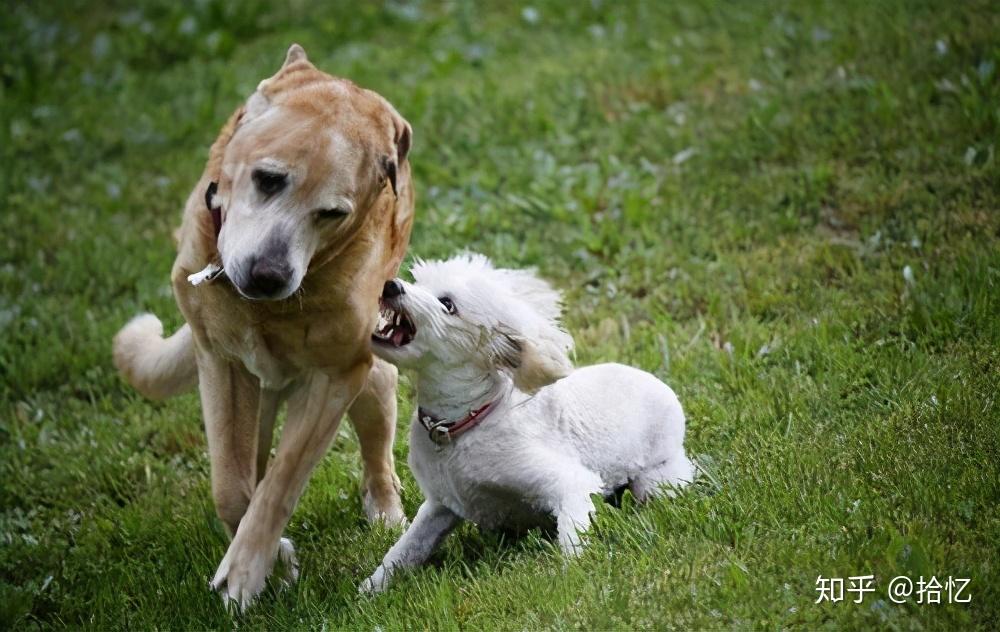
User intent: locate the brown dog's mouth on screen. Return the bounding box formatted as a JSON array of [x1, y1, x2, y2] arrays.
[[372, 299, 416, 347]]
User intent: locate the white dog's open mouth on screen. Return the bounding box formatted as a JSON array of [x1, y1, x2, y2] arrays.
[[372, 300, 416, 347]]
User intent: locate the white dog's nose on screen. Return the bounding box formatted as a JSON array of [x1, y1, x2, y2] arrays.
[[382, 279, 404, 298]]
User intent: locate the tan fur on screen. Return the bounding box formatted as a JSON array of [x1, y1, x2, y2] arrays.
[[112, 44, 414, 609], [113, 315, 197, 400], [511, 338, 574, 395]]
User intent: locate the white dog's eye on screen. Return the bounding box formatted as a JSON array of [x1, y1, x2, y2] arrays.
[[439, 296, 457, 315]]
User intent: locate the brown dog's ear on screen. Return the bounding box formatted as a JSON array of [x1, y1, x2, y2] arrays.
[[283, 43, 308, 67], [393, 114, 412, 162], [380, 110, 412, 197], [255, 44, 311, 98], [381, 155, 399, 197], [492, 331, 573, 394]]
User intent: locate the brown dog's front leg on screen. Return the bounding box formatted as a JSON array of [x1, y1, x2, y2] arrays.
[[209, 363, 369, 610], [197, 349, 262, 536]]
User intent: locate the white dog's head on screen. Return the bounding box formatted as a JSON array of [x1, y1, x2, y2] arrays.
[[371, 254, 574, 394]]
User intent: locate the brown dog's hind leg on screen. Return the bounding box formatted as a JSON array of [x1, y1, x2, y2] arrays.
[[255, 389, 281, 484], [348, 357, 405, 526]]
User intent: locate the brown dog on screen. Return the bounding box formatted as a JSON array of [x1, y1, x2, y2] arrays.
[[113, 44, 413, 609]]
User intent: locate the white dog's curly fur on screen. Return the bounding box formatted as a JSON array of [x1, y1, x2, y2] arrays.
[[361, 253, 695, 593]]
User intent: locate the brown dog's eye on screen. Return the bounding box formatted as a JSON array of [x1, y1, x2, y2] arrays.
[[315, 207, 349, 220], [439, 296, 457, 315], [252, 169, 287, 196]]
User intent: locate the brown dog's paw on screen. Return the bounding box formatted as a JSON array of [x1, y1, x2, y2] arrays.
[[210, 533, 291, 613], [362, 484, 407, 528]]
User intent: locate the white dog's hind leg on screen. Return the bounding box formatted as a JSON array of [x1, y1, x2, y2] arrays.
[[544, 465, 603, 556], [360, 500, 460, 595], [630, 454, 695, 502], [555, 494, 597, 556]]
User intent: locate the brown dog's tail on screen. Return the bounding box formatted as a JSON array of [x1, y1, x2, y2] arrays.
[[113, 314, 198, 400]]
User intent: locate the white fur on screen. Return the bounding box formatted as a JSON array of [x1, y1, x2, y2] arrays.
[[361, 254, 695, 593]]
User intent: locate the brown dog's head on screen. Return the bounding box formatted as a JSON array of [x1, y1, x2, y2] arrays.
[[209, 44, 412, 301]]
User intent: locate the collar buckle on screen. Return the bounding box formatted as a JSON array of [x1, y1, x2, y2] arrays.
[[418, 402, 495, 446], [429, 425, 452, 445]]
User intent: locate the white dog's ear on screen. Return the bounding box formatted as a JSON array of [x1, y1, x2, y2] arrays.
[[492, 331, 573, 394]]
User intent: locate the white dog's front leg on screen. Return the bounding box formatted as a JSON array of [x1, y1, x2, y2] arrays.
[[360, 500, 460, 595]]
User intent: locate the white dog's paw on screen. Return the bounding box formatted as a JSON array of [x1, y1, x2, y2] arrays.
[[209, 537, 276, 612], [557, 529, 587, 558], [559, 540, 586, 558], [358, 566, 389, 595], [275, 537, 300, 586]]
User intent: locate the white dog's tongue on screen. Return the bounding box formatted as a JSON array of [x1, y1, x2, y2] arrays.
[[393, 330, 406, 346]]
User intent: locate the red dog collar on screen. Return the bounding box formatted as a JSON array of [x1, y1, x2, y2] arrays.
[[418, 401, 496, 445]]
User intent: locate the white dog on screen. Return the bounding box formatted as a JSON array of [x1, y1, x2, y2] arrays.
[[360, 254, 695, 593]]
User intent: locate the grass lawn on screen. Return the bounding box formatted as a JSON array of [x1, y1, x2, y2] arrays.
[[2, 0, 999, 628]]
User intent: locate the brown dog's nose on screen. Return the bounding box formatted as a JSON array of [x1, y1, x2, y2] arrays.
[[382, 279, 404, 298], [245, 257, 291, 298]]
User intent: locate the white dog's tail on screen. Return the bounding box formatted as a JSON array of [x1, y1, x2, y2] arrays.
[[113, 314, 198, 400]]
